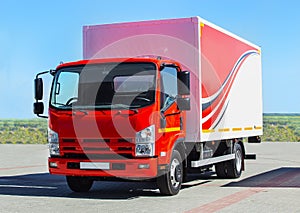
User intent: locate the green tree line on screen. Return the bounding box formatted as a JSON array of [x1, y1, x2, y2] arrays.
[[261, 114, 300, 142], [0, 119, 47, 144]]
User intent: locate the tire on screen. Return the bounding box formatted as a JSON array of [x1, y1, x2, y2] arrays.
[[157, 150, 183, 195], [215, 161, 227, 178], [66, 176, 93, 192], [215, 143, 243, 178]]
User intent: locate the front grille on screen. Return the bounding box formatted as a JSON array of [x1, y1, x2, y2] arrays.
[[62, 138, 132, 143], [61, 137, 134, 159], [63, 147, 76, 151], [62, 139, 75, 143], [63, 153, 134, 160], [83, 139, 109, 143], [84, 147, 110, 151], [118, 147, 132, 151], [118, 138, 132, 143]]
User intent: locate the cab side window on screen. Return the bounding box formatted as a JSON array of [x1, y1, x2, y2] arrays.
[[160, 67, 177, 110]]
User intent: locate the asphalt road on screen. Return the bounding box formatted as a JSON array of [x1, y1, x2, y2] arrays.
[[0, 143, 299, 213]]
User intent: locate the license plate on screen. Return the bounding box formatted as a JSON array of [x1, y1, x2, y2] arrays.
[[80, 162, 110, 170]]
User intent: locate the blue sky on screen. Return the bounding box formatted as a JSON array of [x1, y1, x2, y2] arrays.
[[0, 0, 299, 118]]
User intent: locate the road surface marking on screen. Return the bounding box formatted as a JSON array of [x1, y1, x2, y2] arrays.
[[185, 188, 263, 213], [0, 185, 56, 189], [186, 168, 300, 212], [0, 165, 45, 171]]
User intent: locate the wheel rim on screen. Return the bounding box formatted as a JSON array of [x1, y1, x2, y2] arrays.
[[170, 158, 181, 188], [235, 149, 242, 173]]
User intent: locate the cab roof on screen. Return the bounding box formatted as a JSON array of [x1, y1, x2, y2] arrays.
[[55, 57, 181, 71]]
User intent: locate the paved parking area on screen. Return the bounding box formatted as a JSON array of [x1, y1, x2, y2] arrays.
[[0, 143, 299, 212]]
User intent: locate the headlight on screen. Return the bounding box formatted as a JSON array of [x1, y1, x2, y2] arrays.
[[136, 125, 155, 143], [48, 128, 60, 156], [135, 125, 155, 157]]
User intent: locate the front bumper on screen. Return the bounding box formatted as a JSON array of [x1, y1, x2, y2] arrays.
[[48, 157, 158, 178]]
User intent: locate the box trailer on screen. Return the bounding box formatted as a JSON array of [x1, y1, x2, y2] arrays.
[[34, 17, 262, 195]]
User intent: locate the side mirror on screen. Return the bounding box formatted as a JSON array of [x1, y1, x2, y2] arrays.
[[177, 97, 190, 111], [33, 102, 44, 115], [177, 71, 190, 96], [34, 78, 43, 100]]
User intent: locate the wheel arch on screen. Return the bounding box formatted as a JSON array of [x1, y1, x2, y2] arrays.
[[172, 138, 187, 167]]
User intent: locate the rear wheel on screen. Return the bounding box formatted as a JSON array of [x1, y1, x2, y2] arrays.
[[215, 143, 243, 178], [157, 150, 183, 195], [66, 176, 94, 192]]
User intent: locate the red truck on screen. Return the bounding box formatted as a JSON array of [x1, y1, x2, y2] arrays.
[[34, 17, 262, 195]]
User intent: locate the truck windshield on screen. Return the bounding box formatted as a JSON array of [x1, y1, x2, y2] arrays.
[[50, 62, 156, 110]]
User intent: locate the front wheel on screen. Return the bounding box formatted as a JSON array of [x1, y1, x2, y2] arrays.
[[66, 176, 93, 192], [157, 150, 183, 195]]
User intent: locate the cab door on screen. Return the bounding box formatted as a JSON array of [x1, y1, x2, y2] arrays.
[[160, 67, 182, 133]]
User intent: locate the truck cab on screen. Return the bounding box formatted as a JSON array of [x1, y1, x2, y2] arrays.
[[34, 57, 191, 195]]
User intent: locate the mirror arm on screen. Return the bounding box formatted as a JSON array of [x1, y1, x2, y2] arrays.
[[37, 114, 48, 119], [36, 70, 50, 79], [160, 63, 179, 71]]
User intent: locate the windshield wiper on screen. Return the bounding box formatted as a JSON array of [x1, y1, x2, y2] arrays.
[[72, 109, 88, 116], [111, 104, 138, 114]]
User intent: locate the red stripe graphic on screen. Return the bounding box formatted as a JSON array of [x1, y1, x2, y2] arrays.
[[202, 53, 254, 129], [200, 24, 259, 130]]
